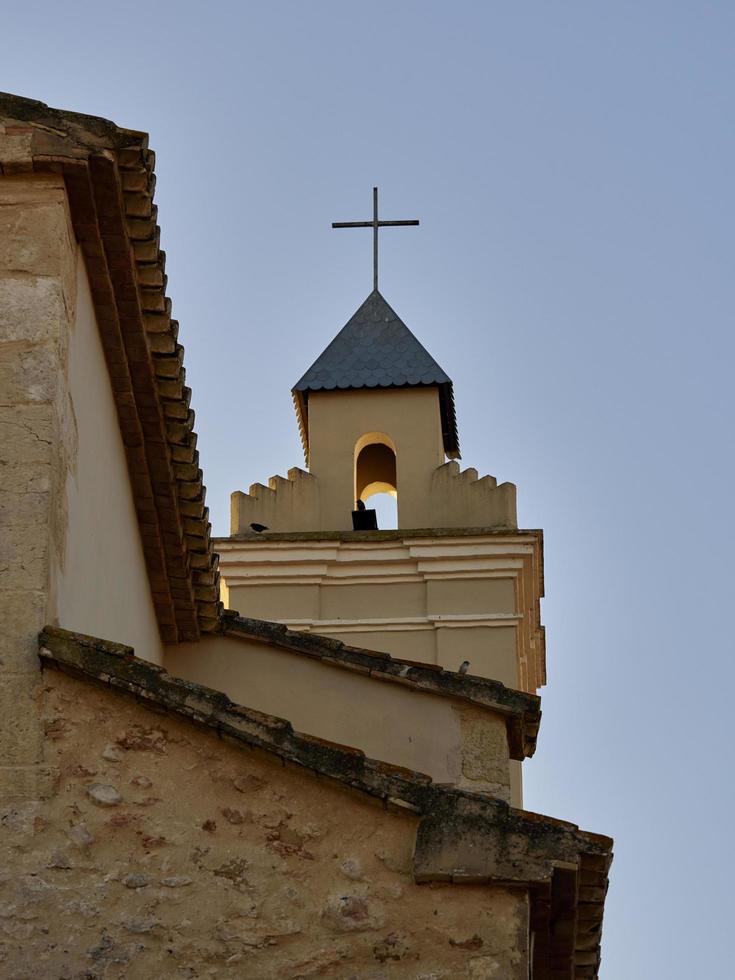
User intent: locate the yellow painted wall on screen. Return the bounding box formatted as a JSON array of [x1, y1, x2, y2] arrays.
[[319, 580, 426, 620], [231, 386, 516, 533], [308, 387, 446, 529], [225, 546, 527, 690]]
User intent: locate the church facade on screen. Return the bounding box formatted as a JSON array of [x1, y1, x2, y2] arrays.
[[0, 93, 612, 979]]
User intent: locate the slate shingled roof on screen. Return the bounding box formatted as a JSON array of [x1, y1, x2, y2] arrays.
[[292, 290, 460, 461]]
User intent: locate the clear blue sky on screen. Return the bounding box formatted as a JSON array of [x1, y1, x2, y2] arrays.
[[5, 2, 734, 975]]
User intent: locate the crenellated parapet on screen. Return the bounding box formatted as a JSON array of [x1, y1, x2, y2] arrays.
[[231, 467, 320, 534], [231, 460, 516, 534], [428, 461, 517, 529]]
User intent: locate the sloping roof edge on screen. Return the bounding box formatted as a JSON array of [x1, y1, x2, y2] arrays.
[[219, 611, 541, 760], [0, 92, 222, 641], [38, 625, 612, 979]]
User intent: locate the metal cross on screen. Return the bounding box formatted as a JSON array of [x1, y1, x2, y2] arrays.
[[332, 187, 419, 292]]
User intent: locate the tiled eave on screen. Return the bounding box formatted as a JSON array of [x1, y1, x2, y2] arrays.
[[39, 625, 613, 979], [0, 93, 221, 641]]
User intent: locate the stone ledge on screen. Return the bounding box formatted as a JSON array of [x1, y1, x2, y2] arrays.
[[220, 610, 541, 760], [217, 525, 544, 545]]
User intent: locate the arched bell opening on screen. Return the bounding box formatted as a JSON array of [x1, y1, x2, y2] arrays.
[[354, 433, 398, 529], [355, 440, 397, 505]]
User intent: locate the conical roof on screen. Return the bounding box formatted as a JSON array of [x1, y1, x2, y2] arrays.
[[292, 290, 459, 461]]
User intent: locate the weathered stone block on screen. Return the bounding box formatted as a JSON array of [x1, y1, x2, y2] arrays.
[[0, 764, 57, 802], [0, 202, 75, 280], [0, 404, 54, 463], [0, 174, 66, 207], [87, 783, 124, 807], [0, 459, 52, 494], [0, 342, 60, 405], [0, 521, 48, 591], [415, 810, 582, 886], [0, 127, 33, 170], [458, 707, 511, 801], [0, 488, 49, 527], [0, 275, 68, 344], [0, 673, 44, 764], [0, 589, 46, 672]]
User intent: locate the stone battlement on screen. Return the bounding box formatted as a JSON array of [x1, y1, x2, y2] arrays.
[[231, 466, 320, 533], [231, 460, 516, 534], [429, 460, 517, 529]]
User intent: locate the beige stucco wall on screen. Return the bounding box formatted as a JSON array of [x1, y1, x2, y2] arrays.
[[166, 633, 515, 803], [309, 387, 446, 530], [300, 623, 518, 688], [231, 387, 516, 534], [52, 254, 164, 664], [0, 667, 529, 979], [232, 465, 321, 534], [219, 533, 546, 694]]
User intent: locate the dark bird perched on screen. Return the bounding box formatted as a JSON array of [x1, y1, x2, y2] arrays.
[[249, 523, 269, 533], [458, 660, 470, 675], [356, 499, 366, 511]]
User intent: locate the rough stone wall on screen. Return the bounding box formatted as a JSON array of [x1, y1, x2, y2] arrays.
[[0, 669, 529, 979], [0, 173, 77, 802]]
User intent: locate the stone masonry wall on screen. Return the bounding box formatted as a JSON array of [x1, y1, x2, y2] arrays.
[[0, 173, 77, 802], [0, 668, 529, 979]]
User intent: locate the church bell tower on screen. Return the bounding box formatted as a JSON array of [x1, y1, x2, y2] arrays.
[[293, 287, 460, 531], [217, 191, 545, 727], [230, 189, 516, 535]]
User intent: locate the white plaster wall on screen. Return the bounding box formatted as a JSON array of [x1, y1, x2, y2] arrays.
[[53, 251, 164, 664]]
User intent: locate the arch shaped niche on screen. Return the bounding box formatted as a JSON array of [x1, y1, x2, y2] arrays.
[[354, 432, 397, 504]]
